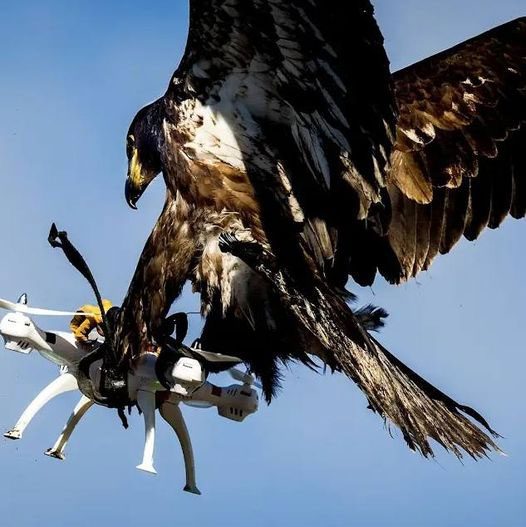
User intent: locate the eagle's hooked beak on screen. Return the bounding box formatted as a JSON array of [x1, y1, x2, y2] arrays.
[[125, 149, 146, 210], [125, 178, 142, 210]]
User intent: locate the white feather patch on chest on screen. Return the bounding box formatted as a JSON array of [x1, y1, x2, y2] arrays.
[[184, 96, 246, 170], [182, 66, 288, 171]]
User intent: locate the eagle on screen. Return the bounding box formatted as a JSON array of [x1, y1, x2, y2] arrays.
[[115, 1, 526, 460]]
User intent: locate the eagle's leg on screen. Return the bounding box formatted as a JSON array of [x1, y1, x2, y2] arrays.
[[159, 400, 201, 495], [4, 373, 79, 440], [220, 234, 498, 457], [45, 395, 94, 460], [136, 389, 157, 475]]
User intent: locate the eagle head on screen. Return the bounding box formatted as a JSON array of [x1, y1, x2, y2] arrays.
[[125, 100, 164, 209]]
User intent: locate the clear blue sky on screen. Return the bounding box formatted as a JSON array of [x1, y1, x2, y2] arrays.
[[0, 2, 524, 526]]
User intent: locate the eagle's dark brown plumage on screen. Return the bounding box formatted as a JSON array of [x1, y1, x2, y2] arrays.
[[116, 1, 526, 459], [350, 19, 526, 285]]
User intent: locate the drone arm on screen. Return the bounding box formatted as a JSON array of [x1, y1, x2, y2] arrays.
[[159, 401, 201, 495], [45, 395, 94, 460], [136, 389, 157, 475], [4, 373, 79, 440]]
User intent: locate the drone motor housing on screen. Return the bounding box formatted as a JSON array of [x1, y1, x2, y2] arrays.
[[0, 312, 36, 354], [181, 381, 259, 421], [216, 384, 259, 422], [0, 312, 79, 366], [171, 357, 205, 396]]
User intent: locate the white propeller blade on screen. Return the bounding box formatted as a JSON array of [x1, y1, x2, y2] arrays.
[[229, 368, 263, 389], [190, 348, 243, 364], [0, 298, 95, 317], [183, 401, 214, 409]]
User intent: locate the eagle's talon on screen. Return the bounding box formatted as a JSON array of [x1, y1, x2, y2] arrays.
[[218, 233, 264, 266], [218, 232, 240, 254]]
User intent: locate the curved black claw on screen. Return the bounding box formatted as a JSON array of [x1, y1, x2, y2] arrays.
[[161, 313, 188, 346], [218, 232, 241, 254], [77, 345, 128, 409], [218, 232, 263, 265], [77, 347, 110, 405]]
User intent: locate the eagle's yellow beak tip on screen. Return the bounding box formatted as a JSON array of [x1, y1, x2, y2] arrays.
[[125, 178, 140, 210]]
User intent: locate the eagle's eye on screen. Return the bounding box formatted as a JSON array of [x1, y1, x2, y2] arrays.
[[126, 135, 135, 159]]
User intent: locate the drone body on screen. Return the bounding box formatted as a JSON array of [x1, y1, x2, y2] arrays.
[[0, 295, 259, 495]]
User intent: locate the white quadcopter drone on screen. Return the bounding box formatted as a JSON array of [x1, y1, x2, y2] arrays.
[[0, 292, 260, 495]]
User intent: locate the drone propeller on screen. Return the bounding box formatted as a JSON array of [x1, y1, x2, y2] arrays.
[[0, 297, 94, 317], [190, 348, 243, 365], [228, 368, 263, 389], [183, 401, 214, 409]]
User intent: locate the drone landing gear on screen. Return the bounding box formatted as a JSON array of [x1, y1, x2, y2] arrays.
[[135, 390, 200, 494], [159, 400, 200, 495], [4, 373, 78, 440], [136, 390, 157, 474], [45, 395, 94, 460]]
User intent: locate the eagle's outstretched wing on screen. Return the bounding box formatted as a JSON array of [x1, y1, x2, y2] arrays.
[[170, 6, 526, 289], [170, 0, 396, 215], [370, 18, 526, 284]]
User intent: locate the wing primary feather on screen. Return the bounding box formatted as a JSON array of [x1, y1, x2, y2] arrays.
[[488, 149, 514, 229], [464, 163, 493, 241], [439, 181, 470, 255]]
